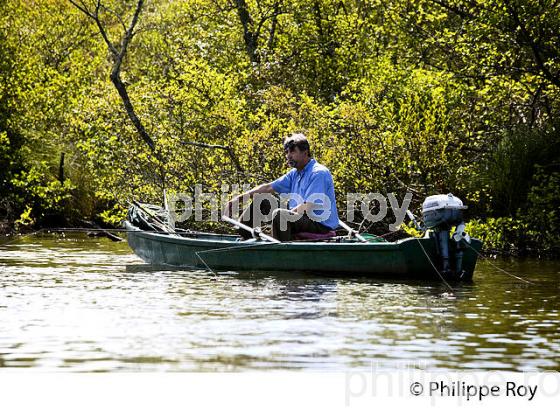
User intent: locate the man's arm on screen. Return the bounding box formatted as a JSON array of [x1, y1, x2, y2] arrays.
[[241, 182, 275, 199], [223, 183, 275, 217]]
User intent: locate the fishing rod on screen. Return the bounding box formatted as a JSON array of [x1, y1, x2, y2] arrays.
[[0, 228, 45, 247], [38, 227, 240, 238], [44, 227, 132, 233], [465, 242, 533, 285]]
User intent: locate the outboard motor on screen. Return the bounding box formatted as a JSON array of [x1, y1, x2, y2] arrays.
[[421, 193, 471, 279]]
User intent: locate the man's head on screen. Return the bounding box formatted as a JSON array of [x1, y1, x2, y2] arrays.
[[283, 133, 311, 170]]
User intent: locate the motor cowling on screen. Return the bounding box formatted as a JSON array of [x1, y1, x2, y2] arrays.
[[422, 193, 467, 229], [421, 194, 470, 279]]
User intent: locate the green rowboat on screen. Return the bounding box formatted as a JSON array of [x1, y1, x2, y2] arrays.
[[124, 221, 482, 280]]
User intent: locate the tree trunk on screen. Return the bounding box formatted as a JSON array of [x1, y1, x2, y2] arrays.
[[235, 0, 260, 64]]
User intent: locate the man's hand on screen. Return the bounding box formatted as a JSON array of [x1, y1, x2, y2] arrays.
[[222, 183, 274, 218]]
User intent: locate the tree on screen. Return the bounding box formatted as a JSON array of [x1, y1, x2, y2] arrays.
[[69, 0, 156, 151]]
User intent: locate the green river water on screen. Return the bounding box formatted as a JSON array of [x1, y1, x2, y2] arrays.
[[0, 233, 558, 371]]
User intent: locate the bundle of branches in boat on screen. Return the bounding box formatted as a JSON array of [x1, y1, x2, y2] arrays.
[[127, 200, 175, 233]]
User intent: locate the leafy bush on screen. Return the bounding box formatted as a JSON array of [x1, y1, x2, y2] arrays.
[[522, 168, 560, 254], [465, 217, 529, 255]]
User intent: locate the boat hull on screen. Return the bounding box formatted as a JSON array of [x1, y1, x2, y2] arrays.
[[125, 222, 482, 280]]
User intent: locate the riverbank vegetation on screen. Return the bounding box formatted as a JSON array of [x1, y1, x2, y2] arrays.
[[1, 0, 558, 255]]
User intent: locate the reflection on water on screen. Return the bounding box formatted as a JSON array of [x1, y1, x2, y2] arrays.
[[0, 234, 558, 371]]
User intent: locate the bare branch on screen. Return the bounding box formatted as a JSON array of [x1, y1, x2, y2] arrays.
[[99, 3, 128, 32], [68, 0, 120, 55], [120, 0, 143, 59], [68, 0, 94, 17], [94, 18, 119, 55]]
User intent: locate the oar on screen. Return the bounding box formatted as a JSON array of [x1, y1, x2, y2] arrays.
[[221, 215, 280, 243], [338, 220, 368, 243]]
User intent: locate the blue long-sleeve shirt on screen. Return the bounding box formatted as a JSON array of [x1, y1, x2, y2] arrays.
[[271, 159, 339, 229]]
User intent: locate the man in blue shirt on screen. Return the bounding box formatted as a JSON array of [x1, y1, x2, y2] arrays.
[[223, 133, 339, 241]]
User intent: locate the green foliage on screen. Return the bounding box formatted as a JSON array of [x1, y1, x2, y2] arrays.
[[401, 222, 423, 238], [0, 0, 102, 225], [0, 0, 559, 254], [466, 217, 529, 254], [523, 168, 560, 253], [98, 204, 128, 226], [467, 165, 560, 255], [477, 123, 560, 216], [14, 206, 34, 230]]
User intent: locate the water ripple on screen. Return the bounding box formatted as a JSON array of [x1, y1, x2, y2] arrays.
[[0, 234, 559, 371]]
